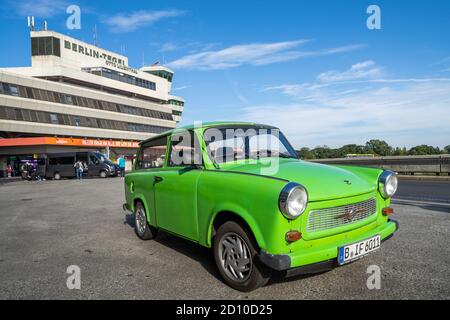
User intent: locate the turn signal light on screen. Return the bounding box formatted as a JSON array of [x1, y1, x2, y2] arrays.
[[285, 231, 302, 243], [382, 207, 394, 216]]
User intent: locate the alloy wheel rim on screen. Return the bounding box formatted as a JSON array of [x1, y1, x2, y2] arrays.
[[218, 232, 252, 282], [135, 207, 146, 235]]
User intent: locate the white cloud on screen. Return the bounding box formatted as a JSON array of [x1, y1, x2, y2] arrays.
[[248, 63, 450, 148], [237, 94, 249, 104], [151, 41, 220, 54], [317, 60, 383, 82], [167, 41, 364, 70], [171, 85, 191, 91], [104, 10, 185, 33], [13, 0, 67, 17], [159, 42, 179, 52]]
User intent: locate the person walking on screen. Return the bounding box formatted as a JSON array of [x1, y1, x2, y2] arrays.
[[6, 164, 13, 178], [117, 155, 126, 178], [74, 160, 84, 180]]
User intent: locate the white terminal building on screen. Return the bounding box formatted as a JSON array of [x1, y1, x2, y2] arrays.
[[0, 29, 184, 176]]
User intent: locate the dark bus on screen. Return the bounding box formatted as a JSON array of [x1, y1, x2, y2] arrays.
[[46, 152, 120, 180]]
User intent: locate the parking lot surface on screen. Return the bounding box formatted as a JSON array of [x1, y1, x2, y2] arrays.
[[0, 178, 449, 299]]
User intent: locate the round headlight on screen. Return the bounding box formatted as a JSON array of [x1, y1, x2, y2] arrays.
[[378, 171, 398, 198], [279, 182, 308, 219]]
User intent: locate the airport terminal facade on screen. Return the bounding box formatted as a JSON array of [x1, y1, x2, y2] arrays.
[[0, 29, 184, 177]]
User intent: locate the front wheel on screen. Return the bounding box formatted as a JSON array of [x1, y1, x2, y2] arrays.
[[134, 202, 158, 240], [99, 170, 107, 178], [213, 221, 271, 292]]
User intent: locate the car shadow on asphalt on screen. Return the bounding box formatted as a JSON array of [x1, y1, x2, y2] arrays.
[[124, 213, 224, 283], [123, 213, 328, 288]]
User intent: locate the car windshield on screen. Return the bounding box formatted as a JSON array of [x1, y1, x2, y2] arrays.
[[96, 153, 113, 164], [204, 126, 298, 165]]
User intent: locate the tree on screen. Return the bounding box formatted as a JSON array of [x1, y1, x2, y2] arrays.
[[311, 146, 339, 159], [443, 145, 450, 154], [365, 139, 392, 156], [392, 147, 407, 156], [337, 144, 366, 158], [408, 145, 441, 155], [298, 147, 315, 160]]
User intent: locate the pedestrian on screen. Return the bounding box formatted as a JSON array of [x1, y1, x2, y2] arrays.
[[117, 155, 126, 177], [27, 163, 34, 180], [6, 164, 13, 178], [74, 160, 84, 180]]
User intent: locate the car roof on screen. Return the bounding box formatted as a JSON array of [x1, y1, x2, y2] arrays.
[[139, 121, 278, 145]]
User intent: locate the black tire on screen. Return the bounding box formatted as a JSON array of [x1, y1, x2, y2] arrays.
[[213, 221, 271, 292], [53, 172, 61, 180], [134, 202, 158, 240]]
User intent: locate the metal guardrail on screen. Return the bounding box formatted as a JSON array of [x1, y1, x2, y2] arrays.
[[309, 154, 450, 175]]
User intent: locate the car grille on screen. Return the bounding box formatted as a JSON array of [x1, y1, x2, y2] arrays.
[[306, 198, 377, 232]]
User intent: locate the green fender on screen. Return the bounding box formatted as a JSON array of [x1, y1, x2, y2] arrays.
[[204, 201, 267, 250], [131, 194, 155, 226]]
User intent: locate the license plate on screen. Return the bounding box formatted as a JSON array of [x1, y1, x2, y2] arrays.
[[338, 235, 381, 265]]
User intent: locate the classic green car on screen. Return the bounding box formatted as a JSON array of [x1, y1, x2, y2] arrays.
[[123, 122, 399, 291]]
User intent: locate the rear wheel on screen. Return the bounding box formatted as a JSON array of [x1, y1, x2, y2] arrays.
[[213, 221, 271, 292], [134, 202, 158, 240], [53, 172, 61, 180], [99, 170, 107, 178]]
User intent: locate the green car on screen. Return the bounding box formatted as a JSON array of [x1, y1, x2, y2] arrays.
[[123, 122, 399, 291]]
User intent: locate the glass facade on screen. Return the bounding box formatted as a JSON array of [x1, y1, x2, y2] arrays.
[[0, 82, 173, 121], [31, 37, 61, 57], [83, 67, 156, 91], [168, 99, 184, 107], [144, 70, 173, 82], [0, 105, 171, 134]]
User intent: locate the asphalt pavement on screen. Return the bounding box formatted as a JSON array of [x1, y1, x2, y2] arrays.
[[394, 179, 450, 204], [0, 178, 449, 299]]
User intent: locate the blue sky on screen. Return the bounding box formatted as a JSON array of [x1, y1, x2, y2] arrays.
[[1, 0, 449, 148]]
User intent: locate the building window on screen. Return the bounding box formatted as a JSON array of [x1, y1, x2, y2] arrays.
[[31, 37, 61, 57], [0, 82, 174, 122], [0, 105, 171, 134], [49, 114, 59, 124], [83, 67, 157, 91], [2, 83, 19, 96]]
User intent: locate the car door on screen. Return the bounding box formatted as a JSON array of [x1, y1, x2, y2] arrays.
[[133, 136, 169, 227], [88, 153, 102, 177], [154, 130, 203, 241]]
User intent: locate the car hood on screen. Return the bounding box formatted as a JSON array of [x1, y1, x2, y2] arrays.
[[223, 159, 376, 202]]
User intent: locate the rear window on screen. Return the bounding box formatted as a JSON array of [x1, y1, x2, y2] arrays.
[[137, 136, 168, 169]]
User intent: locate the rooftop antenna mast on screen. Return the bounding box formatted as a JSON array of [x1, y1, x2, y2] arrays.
[[27, 16, 35, 31], [93, 24, 98, 46]]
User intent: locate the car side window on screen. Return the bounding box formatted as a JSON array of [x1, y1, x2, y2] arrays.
[[169, 130, 202, 167], [137, 136, 168, 169], [89, 155, 99, 165]]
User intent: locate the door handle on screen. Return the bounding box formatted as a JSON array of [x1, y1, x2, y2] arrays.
[[153, 176, 163, 184]]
